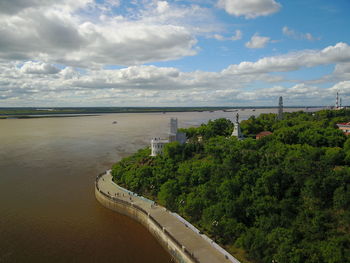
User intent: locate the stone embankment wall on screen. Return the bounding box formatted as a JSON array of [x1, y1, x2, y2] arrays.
[[95, 173, 197, 263]]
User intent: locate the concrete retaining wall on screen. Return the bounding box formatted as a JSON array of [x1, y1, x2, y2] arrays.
[[95, 186, 196, 263]]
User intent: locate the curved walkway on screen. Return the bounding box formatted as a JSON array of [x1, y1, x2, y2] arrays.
[[96, 171, 240, 263]]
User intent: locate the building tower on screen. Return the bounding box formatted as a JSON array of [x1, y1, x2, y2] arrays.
[[336, 92, 339, 109], [231, 113, 244, 140], [278, 96, 283, 120], [169, 118, 178, 142], [170, 118, 178, 134], [151, 118, 187, 156], [340, 97, 342, 109]]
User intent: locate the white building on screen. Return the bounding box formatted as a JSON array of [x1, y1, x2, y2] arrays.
[[150, 138, 169, 156], [151, 118, 187, 156]]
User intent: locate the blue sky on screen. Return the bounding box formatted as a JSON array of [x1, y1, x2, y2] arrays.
[[0, 0, 350, 106]]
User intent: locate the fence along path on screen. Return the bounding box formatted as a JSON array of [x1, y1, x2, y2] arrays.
[[96, 171, 241, 263]]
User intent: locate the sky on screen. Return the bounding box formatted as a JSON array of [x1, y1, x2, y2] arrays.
[[0, 0, 350, 107]]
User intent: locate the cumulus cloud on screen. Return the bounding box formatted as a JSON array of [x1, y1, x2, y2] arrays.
[[237, 83, 332, 106], [330, 81, 350, 93], [333, 62, 350, 76], [70, 66, 182, 90], [217, 0, 281, 19], [213, 30, 242, 41], [156, 1, 169, 13], [0, 59, 284, 106], [315, 62, 350, 84], [231, 30, 243, 40], [0, 0, 93, 15], [282, 26, 318, 41], [225, 42, 350, 74], [213, 34, 225, 41], [0, 0, 213, 67], [0, 0, 54, 15], [1, 43, 350, 106], [59, 67, 80, 79], [139, 1, 219, 34], [20, 61, 61, 74], [245, 34, 270, 48]]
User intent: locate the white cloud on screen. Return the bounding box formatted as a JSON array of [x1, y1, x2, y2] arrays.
[[309, 61, 350, 84], [330, 81, 350, 93], [59, 67, 80, 79], [213, 34, 225, 41], [305, 33, 315, 41], [70, 65, 182, 90], [0, 0, 54, 15], [105, 0, 120, 7], [231, 30, 243, 41], [213, 30, 242, 41], [0, 60, 283, 106], [0, 1, 216, 67], [2, 13, 195, 67], [1, 43, 350, 106], [20, 61, 61, 74], [334, 63, 350, 76], [95, 0, 120, 12], [282, 26, 318, 41], [287, 83, 323, 97], [236, 83, 330, 105], [139, 1, 219, 35], [157, 1, 169, 13], [245, 34, 270, 48], [225, 42, 350, 74], [217, 0, 281, 19], [0, 0, 94, 15]]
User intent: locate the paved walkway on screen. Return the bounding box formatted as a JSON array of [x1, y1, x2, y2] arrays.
[[97, 171, 240, 263]]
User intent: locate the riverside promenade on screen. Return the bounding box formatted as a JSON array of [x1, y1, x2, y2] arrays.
[[96, 171, 240, 263]]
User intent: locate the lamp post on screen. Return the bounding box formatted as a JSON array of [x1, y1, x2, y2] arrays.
[[212, 220, 219, 241]]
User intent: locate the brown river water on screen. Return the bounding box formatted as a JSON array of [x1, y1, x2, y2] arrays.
[[0, 109, 315, 262]]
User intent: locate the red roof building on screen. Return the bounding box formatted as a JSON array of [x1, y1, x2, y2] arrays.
[[336, 122, 350, 135], [256, 131, 273, 140]]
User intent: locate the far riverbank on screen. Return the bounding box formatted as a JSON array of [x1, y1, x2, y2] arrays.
[[0, 114, 100, 119], [0, 106, 325, 119]]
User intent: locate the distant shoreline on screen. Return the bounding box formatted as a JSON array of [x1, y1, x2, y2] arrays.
[[0, 114, 101, 119], [0, 106, 325, 119]]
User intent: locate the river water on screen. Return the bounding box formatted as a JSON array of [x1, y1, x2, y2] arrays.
[[0, 109, 316, 262]]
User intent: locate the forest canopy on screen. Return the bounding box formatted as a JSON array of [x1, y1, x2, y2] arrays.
[[112, 109, 350, 263]]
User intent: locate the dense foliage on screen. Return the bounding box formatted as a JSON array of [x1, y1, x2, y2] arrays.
[[112, 109, 350, 263]]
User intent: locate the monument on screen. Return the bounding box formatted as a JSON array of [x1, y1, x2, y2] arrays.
[[231, 113, 244, 140]]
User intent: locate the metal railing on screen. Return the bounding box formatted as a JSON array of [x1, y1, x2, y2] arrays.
[[96, 172, 201, 263]]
